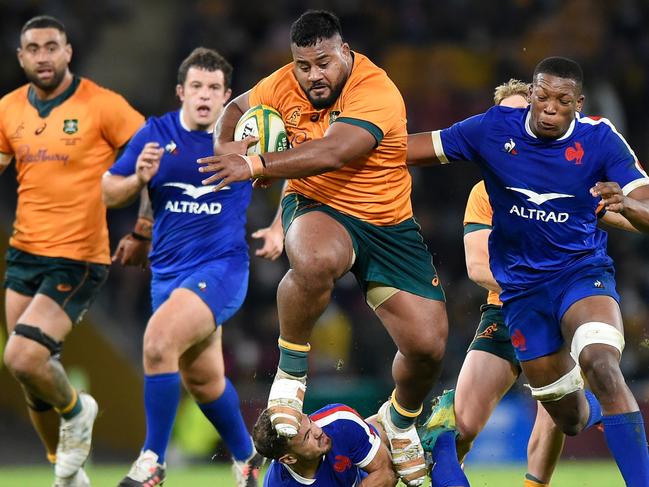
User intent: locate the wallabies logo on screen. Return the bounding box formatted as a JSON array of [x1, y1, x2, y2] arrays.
[[63, 119, 78, 135]]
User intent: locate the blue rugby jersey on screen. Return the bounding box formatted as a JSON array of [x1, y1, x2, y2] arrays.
[[434, 106, 649, 293], [263, 404, 381, 486], [109, 110, 252, 276]]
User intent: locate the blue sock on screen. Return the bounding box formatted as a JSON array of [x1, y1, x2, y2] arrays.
[[143, 372, 181, 463], [198, 378, 253, 461], [431, 430, 470, 487], [584, 390, 603, 429], [602, 411, 649, 487]]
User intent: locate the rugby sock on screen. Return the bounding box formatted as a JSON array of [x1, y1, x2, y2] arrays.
[[278, 338, 310, 377], [143, 372, 181, 463], [431, 430, 470, 487], [389, 390, 422, 429], [57, 388, 83, 420], [584, 389, 603, 429], [524, 473, 549, 486], [601, 411, 649, 486], [198, 378, 253, 461]]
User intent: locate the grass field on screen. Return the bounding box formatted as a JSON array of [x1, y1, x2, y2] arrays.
[[0, 461, 625, 486]]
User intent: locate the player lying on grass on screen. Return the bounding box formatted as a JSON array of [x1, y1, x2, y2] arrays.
[[253, 403, 398, 487]]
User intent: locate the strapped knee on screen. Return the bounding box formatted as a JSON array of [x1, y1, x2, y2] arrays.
[[12, 324, 62, 357], [525, 364, 584, 402], [571, 322, 625, 364]]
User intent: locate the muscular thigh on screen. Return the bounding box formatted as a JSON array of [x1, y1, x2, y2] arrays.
[[375, 289, 447, 351], [284, 210, 354, 277], [5, 289, 33, 332], [561, 295, 623, 342], [147, 288, 216, 350]]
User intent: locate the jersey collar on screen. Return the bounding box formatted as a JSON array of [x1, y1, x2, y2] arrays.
[[524, 109, 576, 141], [178, 109, 213, 134], [28, 76, 81, 118], [281, 464, 316, 485]]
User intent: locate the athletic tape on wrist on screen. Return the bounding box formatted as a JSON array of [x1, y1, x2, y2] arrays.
[[239, 154, 265, 178]]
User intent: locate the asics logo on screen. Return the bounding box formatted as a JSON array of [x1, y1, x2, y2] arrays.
[[163, 182, 229, 199], [506, 187, 574, 205]]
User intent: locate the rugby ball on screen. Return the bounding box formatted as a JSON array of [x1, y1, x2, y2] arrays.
[[234, 104, 289, 155]]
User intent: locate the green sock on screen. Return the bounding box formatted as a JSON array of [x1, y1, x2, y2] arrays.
[[278, 345, 308, 377]]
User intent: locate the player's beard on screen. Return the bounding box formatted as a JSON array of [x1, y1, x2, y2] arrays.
[[306, 80, 345, 110], [25, 66, 67, 94]]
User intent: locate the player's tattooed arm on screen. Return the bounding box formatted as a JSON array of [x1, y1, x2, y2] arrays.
[[592, 182, 649, 233], [0, 152, 13, 176]]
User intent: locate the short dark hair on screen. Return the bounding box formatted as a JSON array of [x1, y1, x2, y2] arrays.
[[177, 47, 233, 89], [533, 56, 583, 92], [21, 15, 67, 37], [290, 10, 343, 47], [252, 409, 290, 460]]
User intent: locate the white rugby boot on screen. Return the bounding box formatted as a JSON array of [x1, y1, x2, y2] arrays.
[[118, 450, 166, 486], [377, 400, 427, 486], [55, 393, 98, 479], [52, 467, 91, 487]]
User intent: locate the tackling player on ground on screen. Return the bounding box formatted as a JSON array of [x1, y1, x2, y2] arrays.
[[0, 15, 144, 487], [199, 10, 449, 485], [409, 57, 649, 486], [102, 48, 265, 487], [253, 404, 396, 486]]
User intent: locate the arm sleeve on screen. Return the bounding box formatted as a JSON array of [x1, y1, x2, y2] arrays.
[[100, 92, 145, 149], [601, 122, 649, 195], [435, 113, 486, 164], [333, 74, 402, 145], [107, 124, 149, 176]]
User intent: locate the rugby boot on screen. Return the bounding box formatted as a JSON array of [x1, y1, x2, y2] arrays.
[[118, 450, 166, 486], [377, 400, 427, 486], [419, 389, 458, 453], [52, 467, 90, 487], [55, 393, 98, 479], [232, 449, 265, 487]]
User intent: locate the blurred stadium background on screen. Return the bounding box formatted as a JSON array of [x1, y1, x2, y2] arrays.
[[1, 0, 648, 484]]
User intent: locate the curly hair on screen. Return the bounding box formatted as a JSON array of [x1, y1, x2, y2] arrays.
[[290, 10, 343, 47], [252, 408, 291, 460]]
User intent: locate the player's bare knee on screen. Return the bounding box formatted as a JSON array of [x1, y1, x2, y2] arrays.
[[290, 249, 346, 283], [3, 337, 49, 381], [399, 336, 445, 365], [142, 335, 175, 369]]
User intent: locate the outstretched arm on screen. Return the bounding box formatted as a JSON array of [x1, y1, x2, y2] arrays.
[[199, 121, 376, 191], [407, 132, 448, 166]]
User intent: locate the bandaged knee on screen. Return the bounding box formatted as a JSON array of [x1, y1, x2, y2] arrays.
[[525, 364, 584, 402], [571, 321, 625, 364], [12, 324, 62, 357]]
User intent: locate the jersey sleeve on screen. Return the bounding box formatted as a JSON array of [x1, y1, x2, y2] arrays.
[[107, 124, 149, 176], [249, 73, 280, 107], [433, 112, 486, 164], [99, 91, 145, 149], [600, 121, 649, 194], [334, 74, 402, 145], [335, 408, 381, 468], [463, 181, 493, 234]]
